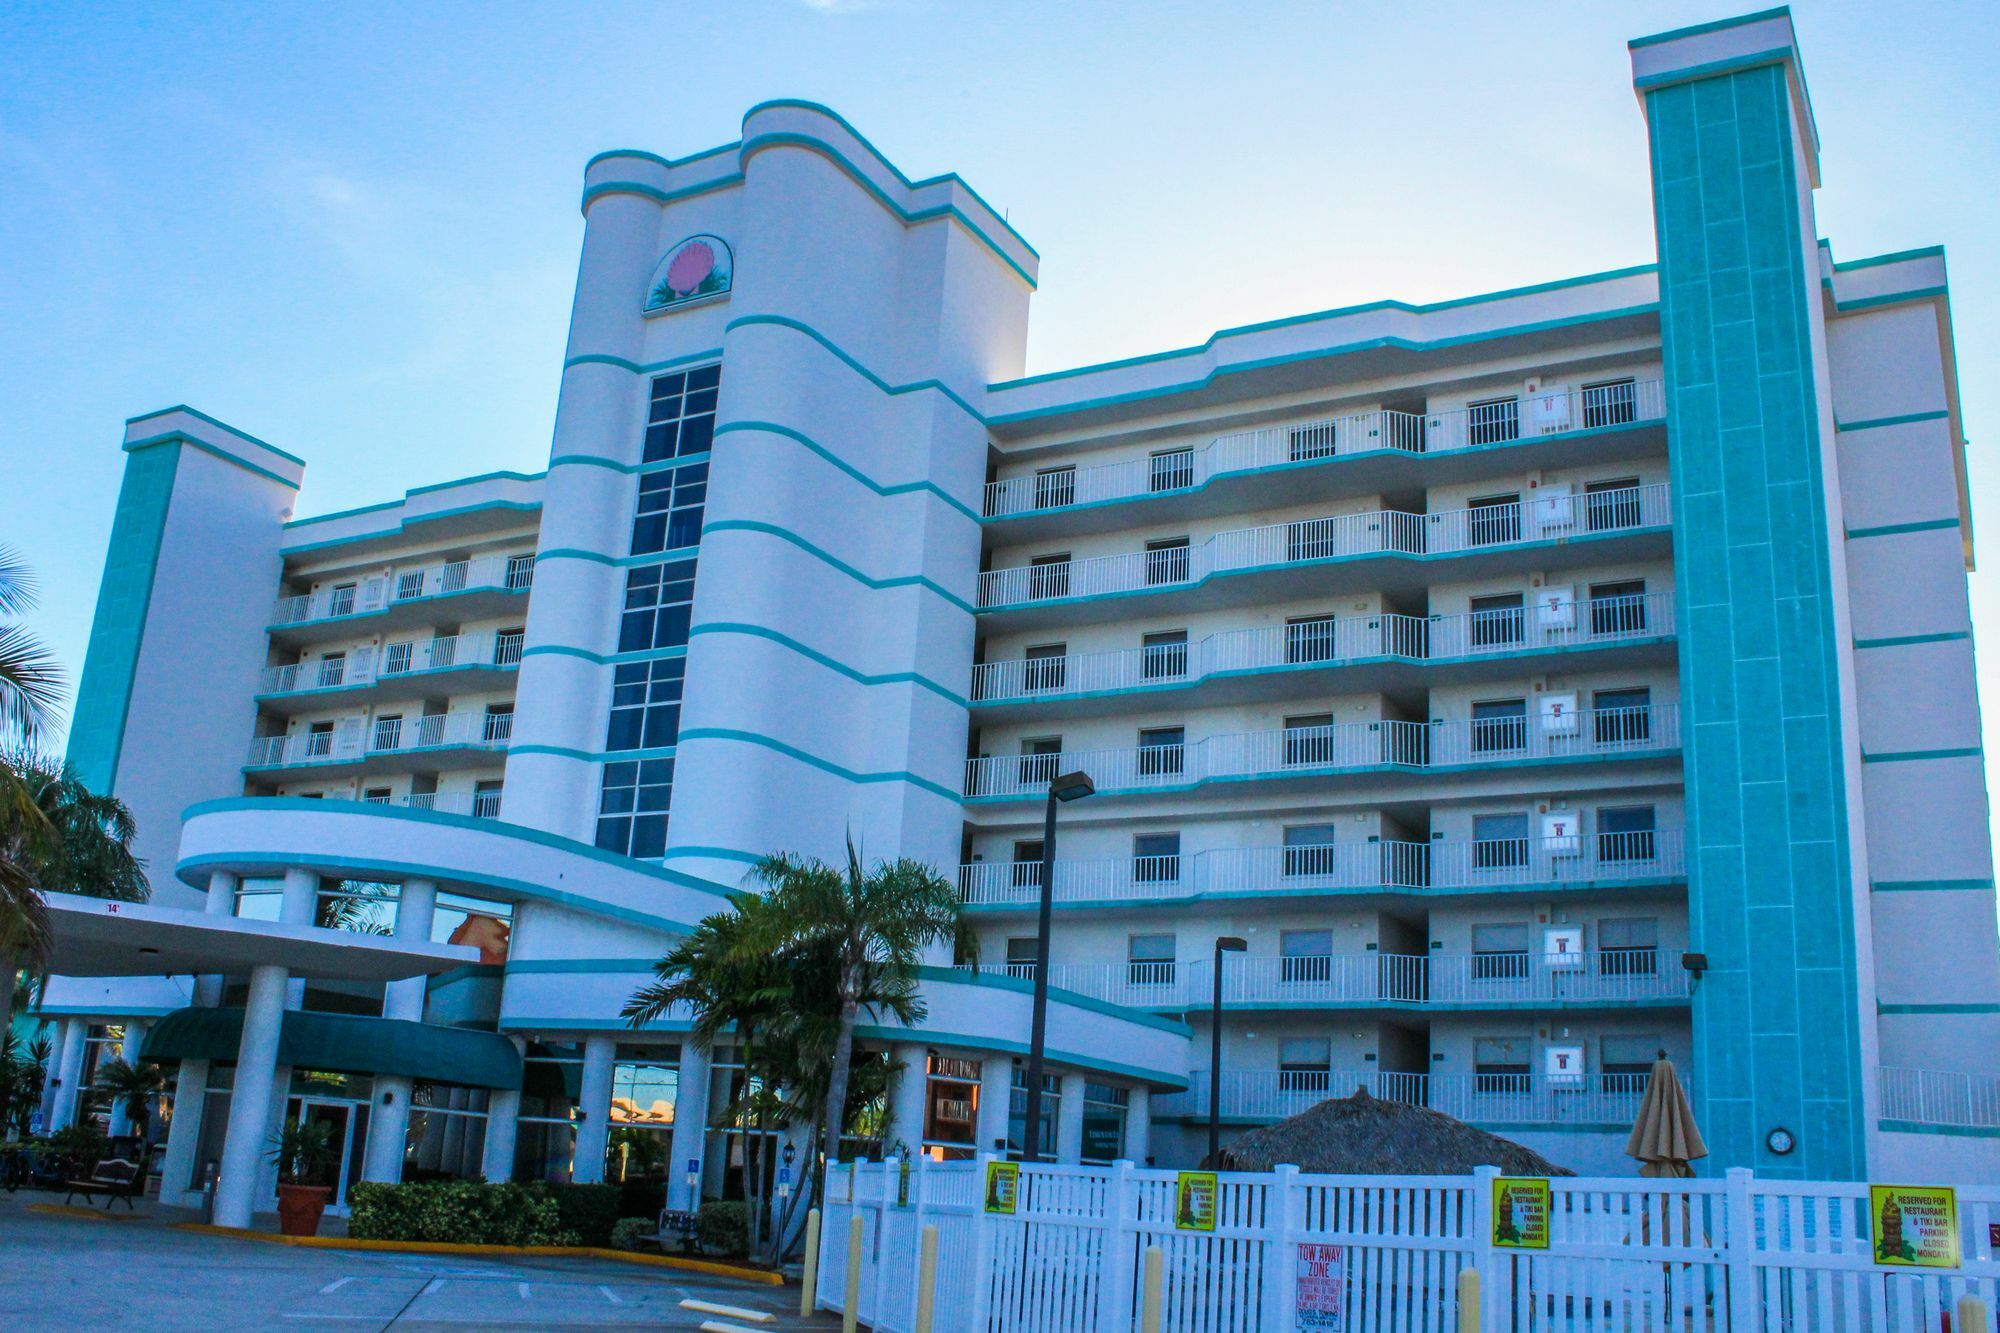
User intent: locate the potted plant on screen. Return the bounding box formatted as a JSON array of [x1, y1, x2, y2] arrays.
[[268, 1117, 337, 1237]]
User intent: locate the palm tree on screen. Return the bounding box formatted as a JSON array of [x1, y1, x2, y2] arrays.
[[0, 548, 62, 746], [93, 1056, 166, 1141]]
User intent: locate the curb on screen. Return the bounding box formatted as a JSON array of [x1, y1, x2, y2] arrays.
[[26, 1203, 143, 1221]]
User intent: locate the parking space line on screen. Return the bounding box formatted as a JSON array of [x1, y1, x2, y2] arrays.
[[598, 1285, 622, 1303], [318, 1277, 353, 1294]]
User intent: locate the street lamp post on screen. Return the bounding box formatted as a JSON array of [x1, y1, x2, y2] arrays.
[[1207, 936, 1248, 1167], [1020, 769, 1094, 1164]]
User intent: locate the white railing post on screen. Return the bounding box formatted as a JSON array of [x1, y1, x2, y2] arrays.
[[1260, 1164, 1299, 1329], [1724, 1167, 1759, 1331], [1101, 1160, 1138, 1333], [1471, 1164, 1503, 1328], [968, 1152, 996, 1333]]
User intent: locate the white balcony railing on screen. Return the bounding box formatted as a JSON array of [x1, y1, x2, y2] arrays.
[[983, 379, 1667, 518], [958, 830, 1686, 907], [356, 789, 505, 819], [271, 553, 536, 626], [964, 703, 1678, 798], [1154, 1069, 1664, 1126], [258, 630, 527, 695], [973, 950, 1687, 1012], [971, 591, 1673, 703], [976, 484, 1669, 608], [1879, 1065, 2000, 1129], [246, 710, 514, 768]]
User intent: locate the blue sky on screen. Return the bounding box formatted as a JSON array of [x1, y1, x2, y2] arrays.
[[3, 0, 1997, 784]]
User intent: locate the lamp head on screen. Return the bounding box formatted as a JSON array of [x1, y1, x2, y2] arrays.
[[1216, 936, 1248, 953], [1050, 770, 1095, 802]]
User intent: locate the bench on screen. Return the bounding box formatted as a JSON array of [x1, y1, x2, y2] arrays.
[[657, 1207, 701, 1252], [63, 1157, 143, 1210]]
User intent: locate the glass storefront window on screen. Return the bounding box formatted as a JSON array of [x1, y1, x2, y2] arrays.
[[608, 1051, 680, 1184], [405, 1081, 489, 1182], [431, 891, 514, 964], [1081, 1082, 1129, 1164], [317, 880, 399, 934], [923, 1056, 980, 1160], [517, 1043, 582, 1183], [1007, 1063, 1058, 1158]]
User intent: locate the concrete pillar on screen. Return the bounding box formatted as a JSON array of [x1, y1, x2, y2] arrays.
[[976, 1056, 1012, 1155], [571, 1035, 616, 1185], [667, 1040, 711, 1209], [213, 963, 289, 1229], [888, 1043, 929, 1158], [1123, 1087, 1152, 1165], [157, 1059, 211, 1203], [481, 1038, 525, 1183], [44, 1017, 88, 1131], [383, 879, 437, 1023], [279, 868, 317, 924], [1056, 1072, 1086, 1164], [360, 1077, 412, 1183], [205, 869, 238, 914]]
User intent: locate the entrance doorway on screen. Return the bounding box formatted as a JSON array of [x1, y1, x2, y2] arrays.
[[287, 1096, 369, 1211]]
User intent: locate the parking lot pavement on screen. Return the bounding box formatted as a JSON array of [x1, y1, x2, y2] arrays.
[[0, 1195, 839, 1330]]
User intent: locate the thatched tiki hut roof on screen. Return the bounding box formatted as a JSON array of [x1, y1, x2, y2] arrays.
[[1216, 1088, 1573, 1176]]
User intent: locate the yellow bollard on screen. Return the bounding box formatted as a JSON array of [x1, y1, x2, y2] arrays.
[[914, 1223, 938, 1332], [1959, 1294, 1991, 1330], [1456, 1267, 1480, 1333], [842, 1214, 863, 1333], [1140, 1245, 1165, 1333], [798, 1208, 821, 1318]]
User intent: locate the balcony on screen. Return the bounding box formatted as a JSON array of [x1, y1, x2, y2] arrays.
[[959, 830, 1687, 908], [258, 631, 526, 711], [269, 554, 535, 642], [246, 710, 513, 775], [983, 379, 1667, 525], [1878, 1065, 2000, 1131], [964, 703, 1679, 801], [352, 789, 506, 819], [975, 484, 1672, 626], [970, 591, 1674, 715], [978, 949, 1687, 1013], [1155, 1069, 1666, 1127]]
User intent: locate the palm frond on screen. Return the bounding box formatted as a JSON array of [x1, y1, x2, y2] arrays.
[[0, 627, 64, 744], [0, 547, 38, 616]]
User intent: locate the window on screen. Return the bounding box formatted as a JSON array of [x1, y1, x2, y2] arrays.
[[494, 627, 525, 665], [1034, 466, 1076, 509], [316, 880, 398, 934], [1144, 537, 1191, 586], [1585, 477, 1643, 532], [1467, 396, 1520, 446], [314, 652, 347, 689], [1582, 378, 1638, 429], [1017, 738, 1061, 787], [233, 876, 286, 921], [482, 704, 514, 744], [595, 758, 674, 859], [1284, 516, 1335, 562], [1137, 726, 1184, 777], [1141, 630, 1188, 681], [504, 554, 536, 592], [1597, 805, 1657, 864], [1593, 687, 1651, 746], [472, 780, 504, 819], [1079, 1083, 1129, 1164], [1024, 643, 1067, 693], [1127, 934, 1176, 986], [1472, 923, 1530, 980], [394, 571, 426, 601], [1467, 492, 1522, 545], [1149, 449, 1194, 493], [643, 364, 720, 463], [368, 716, 400, 751], [1589, 579, 1647, 637], [328, 583, 358, 617], [1133, 833, 1181, 884], [1471, 699, 1527, 753], [1283, 824, 1338, 878], [1600, 1036, 1659, 1092], [362, 786, 392, 804], [1469, 594, 1525, 649], [1281, 930, 1334, 984], [305, 720, 336, 757], [1598, 917, 1659, 976], [432, 890, 513, 963], [1285, 615, 1337, 665], [1472, 813, 1530, 870], [1284, 713, 1335, 767], [1010, 840, 1044, 889], [618, 559, 698, 652], [630, 461, 708, 555], [1028, 553, 1071, 601], [1008, 1063, 1058, 1156], [1278, 1038, 1332, 1092], [606, 658, 687, 751], [1474, 1038, 1530, 1094], [1005, 937, 1039, 980], [925, 1055, 982, 1158]]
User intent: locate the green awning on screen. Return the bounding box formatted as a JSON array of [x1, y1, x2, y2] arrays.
[[141, 1007, 522, 1091]]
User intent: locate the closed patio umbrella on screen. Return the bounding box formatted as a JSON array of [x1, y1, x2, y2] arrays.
[[1625, 1055, 1706, 1177]]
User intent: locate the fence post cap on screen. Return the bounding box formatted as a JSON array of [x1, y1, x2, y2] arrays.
[[1472, 1164, 1501, 1180]]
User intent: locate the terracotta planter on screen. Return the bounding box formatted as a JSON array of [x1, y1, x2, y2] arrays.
[[275, 1183, 332, 1237]]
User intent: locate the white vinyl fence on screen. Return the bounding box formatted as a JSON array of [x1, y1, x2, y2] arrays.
[[816, 1156, 2000, 1331]]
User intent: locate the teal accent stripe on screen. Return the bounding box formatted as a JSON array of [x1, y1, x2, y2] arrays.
[[124, 432, 301, 490], [548, 450, 711, 476], [564, 348, 724, 376], [124, 404, 307, 464], [688, 622, 968, 705], [1627, 7, 1790, 49], [279, 501, 543, 554], [676, 727, 960, 802], [586, 143, 741, 173], [1853, 632, 1970, 650], [66, 442, 183, 791], [582, 174, 745, 212], [1861, 747, 1982, 764], [1829, 245, 1946, 272], [910, 965, 1191, 1037], [511, 743, 678, 762], [1878, 1120, 2000, 1140], [1878, 1003, 2000, 1015], [723, 315, 985, 422], [505, 958, 654, 975], [520, 644, 687, 667], [701, 519, 975, 613], [1836, 411, 1950, 433], [1871, 879, 1994, 893], [536, 543, 699, 569], [1846, 518, 1959, 540], [712, 421, 980, 522], [659, 845, 766, 867]]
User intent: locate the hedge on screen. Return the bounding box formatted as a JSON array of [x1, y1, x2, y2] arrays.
[[697, 1200, 748, 1257], [545, 1183, 623, 1247], [347, 1182, 573, 1246]]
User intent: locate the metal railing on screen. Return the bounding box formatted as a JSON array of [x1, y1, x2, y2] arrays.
[[958, 830, 1686, 906], [354, 789, 505, 819], [976, 483, 1670, 608], [971, 591, 1673, 702], [963, 703, 1678, 798], [982, 379, 1666, 517], [1878, 1065, 2000, 1129], [271, 553, 536, 626], [258, 630, 526, 695], [1154, 1068, 1665, 1125], [246, 710, 514, 768]]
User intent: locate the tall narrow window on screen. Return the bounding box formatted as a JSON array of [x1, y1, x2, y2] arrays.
[[1582, 378, 1637, 429], [1284, 713, 1335, 767], [1585, 477, 1643, 532], [1472, 813, 1530, 870], [1141, 630, 1188, 681], [630, 462, 708, 556], [1588, 579, 1647, 637], [1467, 493, 1522, 545], [1149, 448, 1195, 493], [595, 759, 674, 859], [1285, 615, 1337, 664], [618, 560, 698, 652], [1017, 737, 1062, 787], [1598, 917, 1659, 976], [1144, 537, 1191, 586], [1467, 396, 1520, 446], [1592, 687, 1651, 746], [1597, 804, 1657, 863], [1283, 824, 1338, 878], [1028, 553, 1071, 601], [1468, 594, 1525, 649], [1471, 923, 1530, 980], [1127, 934, 1176, 987], [1137, 726, 1184, 777], [1024, 643, 1067, 693], [1033, 466, 1076, 509], [643, 365, 720, 463], [1278, 1038, 1333, 1093], [1132, 833, 1181, 884], [1280, 929, 1333, 984], [606, 658, 688, 751], [1471, 699, 1527, 754]]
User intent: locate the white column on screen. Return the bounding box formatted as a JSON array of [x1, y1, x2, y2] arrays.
[[571, 1035, 616, 1185], [976, 1056, 1012, 1156], [1123, 1087, 1152, 1165], [157, 1059, 211, 1204], [1056, 1072, 1086, 1164], [205, 869, 238, 915], [213, 963, 289, 1229], [360, 879, 440, 1184], [45, 1017, 88, 1131], [480, 1037, 525, 1183], [667, 1040, 711, 1209], [383, 879, 438, 1022], [889, 1043, 929, 1158], [360, 1079, 411, 1183], [279, 868, 317, 924]]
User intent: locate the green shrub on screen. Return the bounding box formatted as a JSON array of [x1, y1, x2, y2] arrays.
[[544, 1182, 623, 1246], [609, 1216, 656, 1252], [697, 1199, 748, 1257], [347, 1181, 571, 1246], [47, 1124, 109, 1172]]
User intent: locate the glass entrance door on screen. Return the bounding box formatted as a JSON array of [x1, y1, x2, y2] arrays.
[[288, 1097, 364, 1211]]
